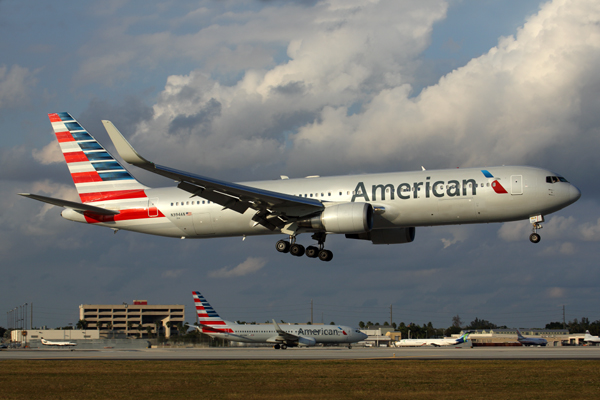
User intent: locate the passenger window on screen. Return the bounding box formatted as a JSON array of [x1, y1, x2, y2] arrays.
[[328, 192, 331, 196], [171, 203, 173, 206], [176, 202, 179, 206], [186, 201, 189, 205], [310, 194, 313, 197]]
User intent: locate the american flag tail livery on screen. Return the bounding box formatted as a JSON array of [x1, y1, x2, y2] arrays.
[[48, 112, 147, 203], [193, 291, 230, 333]]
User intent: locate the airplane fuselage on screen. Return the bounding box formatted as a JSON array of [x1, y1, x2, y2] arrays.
[[200, 321, 365, 346], [61, 166, 580, 240]]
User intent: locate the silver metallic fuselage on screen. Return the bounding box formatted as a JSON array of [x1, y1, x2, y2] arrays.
[[62, 166, 581, 239]]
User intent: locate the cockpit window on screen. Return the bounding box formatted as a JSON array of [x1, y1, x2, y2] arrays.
[[546, 176, 568, 183]]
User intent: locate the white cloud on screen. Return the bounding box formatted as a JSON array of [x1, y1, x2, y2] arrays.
[[208, 257, 267, 278], [286, 0, 600, 172], [32, 140, 63, 165], [161, 269, 186, 278], [127, 0, 448, 173], [0, 64, 38, 108], [547, 287, 565, 299]]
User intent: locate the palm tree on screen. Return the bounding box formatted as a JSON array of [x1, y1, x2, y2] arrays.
[[96, 321, 104, 331], [106, 322, 113, 338], [76, 319, 88, 330], [145, 325, 153, 338]]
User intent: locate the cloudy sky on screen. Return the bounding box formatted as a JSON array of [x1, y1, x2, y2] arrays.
[[2, 0, 600, 330]]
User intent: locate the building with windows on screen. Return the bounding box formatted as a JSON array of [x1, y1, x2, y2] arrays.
[[78, 300, 185, 338]]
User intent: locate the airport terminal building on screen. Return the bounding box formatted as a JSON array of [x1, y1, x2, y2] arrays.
[[79, 300, 185, 338]]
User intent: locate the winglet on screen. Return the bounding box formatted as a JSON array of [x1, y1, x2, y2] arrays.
[[272, 319, 284, 334], [102, 120, 153, 168]]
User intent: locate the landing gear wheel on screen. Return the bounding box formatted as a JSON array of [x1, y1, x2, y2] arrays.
[[274, 344, 280, 349], [281, 344, 287, 350], [290, 243, 305, 257], [276, 240, 290, 253], [305, 246, 319, 258], [318, 249, 333, 262], [529, 233, 541, 243]]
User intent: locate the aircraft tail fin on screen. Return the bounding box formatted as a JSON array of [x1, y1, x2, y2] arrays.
[[516, 328, 525, 338], [48, 112, 147, 203], [192, 291, 227, 328]]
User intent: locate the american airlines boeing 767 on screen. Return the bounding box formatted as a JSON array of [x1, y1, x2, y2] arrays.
[[20, 113, 581, 261]]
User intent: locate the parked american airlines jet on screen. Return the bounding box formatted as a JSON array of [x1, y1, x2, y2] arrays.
[[20, 113, 581, 261], [193, 291, 367, 349], [395, 332, 471, 347]]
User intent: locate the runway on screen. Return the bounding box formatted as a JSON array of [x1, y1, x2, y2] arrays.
[[2, 346, 600, 360]]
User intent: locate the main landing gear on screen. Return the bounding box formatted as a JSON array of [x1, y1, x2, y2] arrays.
[[273, 344, 287, 350], [529, 215, 543, 243], [276, 232, 333, 262]]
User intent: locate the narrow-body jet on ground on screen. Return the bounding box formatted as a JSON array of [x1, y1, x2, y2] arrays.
[[395, 332, 471, 347], [40, 338, 77, 347], [193, 291, 367, 349], [516, 329, 548, 346]]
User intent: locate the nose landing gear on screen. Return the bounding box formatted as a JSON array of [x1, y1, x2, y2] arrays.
[[529, 215, 543, 243]]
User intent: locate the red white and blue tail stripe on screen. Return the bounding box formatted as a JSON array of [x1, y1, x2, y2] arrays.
[[48, 112, 147, 203], [193, 291, 233, 333]]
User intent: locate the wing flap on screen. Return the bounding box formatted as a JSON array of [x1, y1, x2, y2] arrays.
[[19, 193, 120, 215]]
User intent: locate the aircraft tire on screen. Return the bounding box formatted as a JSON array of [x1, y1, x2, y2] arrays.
[[305, 246, 319, 258], [290, 243, 305, 257], [276, 240, 290, 253], [281, 344, 287, 350], [318, 249, 333, 262], [529, 233, 541, 243]]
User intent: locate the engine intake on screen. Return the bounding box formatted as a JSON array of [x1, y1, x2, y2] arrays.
[[308, 203, 373, 234]]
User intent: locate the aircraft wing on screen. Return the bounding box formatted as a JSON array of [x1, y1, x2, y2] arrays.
[[272, 319, 300, 342], [103, 121, 324, 227], [19, 193, 120, 215]]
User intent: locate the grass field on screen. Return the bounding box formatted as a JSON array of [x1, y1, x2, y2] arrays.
[[1, 360, 599, 399]]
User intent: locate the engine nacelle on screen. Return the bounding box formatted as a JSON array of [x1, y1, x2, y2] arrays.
[[308, 203, 373, 234], [346, 227, 416, 244], [297, 336, 317, 347]]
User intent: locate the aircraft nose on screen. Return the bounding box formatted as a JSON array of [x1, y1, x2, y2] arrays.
[[569, 185, 581, 203]]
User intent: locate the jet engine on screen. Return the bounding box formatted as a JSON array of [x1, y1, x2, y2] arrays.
[[297, 336, 317, 347], [306, 202, 373, 234], [346, 227, 416, 244]]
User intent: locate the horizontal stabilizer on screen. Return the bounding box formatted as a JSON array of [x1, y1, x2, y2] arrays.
[[18, 193, 120, 215]]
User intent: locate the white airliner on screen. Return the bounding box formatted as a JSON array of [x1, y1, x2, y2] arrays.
[[584, 330, 600, 344], [193, 291, 367, 349], [20, 113, 581, 261], [40, 338, 77, 347], [516, 328, 548, 346], [395, 332, 471, 347]]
